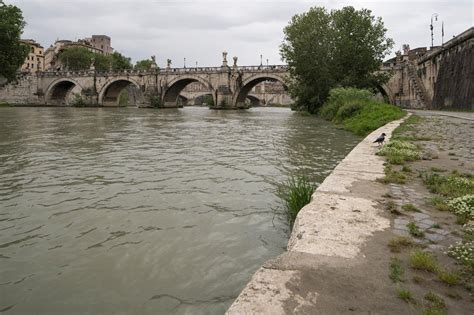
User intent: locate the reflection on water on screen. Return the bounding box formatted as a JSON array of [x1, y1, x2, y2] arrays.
[[0, 107, 360, 314]]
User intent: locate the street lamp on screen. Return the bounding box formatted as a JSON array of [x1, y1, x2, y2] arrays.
[[184, 57, 186, 68], [430, 13, 439, 47], [260, 54, 263, 66]]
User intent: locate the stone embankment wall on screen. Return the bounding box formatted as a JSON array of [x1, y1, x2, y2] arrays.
[[432, 43, 474, 110], [227, 116, 408, 314]]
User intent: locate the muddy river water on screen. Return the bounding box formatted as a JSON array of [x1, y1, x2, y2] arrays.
[[0, 107, 360, 314]]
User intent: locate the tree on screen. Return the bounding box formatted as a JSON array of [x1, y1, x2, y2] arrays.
[[110, 52, 132, 71], [280, 6, 394, 112], [0, 0, 29, 80], [58, 47, 93, 71], [135, 59, 153, 70]]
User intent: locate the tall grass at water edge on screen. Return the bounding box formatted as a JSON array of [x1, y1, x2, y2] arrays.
[[277, 176, 315, 227], [319, 87, 406, 136]]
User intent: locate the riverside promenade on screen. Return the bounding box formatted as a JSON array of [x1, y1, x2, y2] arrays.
[[227, 116, 413, 314]]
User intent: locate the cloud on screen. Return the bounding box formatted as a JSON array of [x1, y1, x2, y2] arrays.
[[10, 0, 473, 66]]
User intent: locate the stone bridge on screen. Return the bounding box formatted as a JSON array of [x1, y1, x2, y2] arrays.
[[2, 27, 472, 110], [0, 53, 289, 109]]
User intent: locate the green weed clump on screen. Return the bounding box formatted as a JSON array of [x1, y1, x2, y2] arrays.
[[277, 176, 315, 227], [407, 222, 425, 238], [402, 203, 421, 212], [410, 250, 438, 272], [389, 258, 405, 282], [388, 236, 413, 253], [376, 140, 422, 164], [421, 171, 474, 198], [437, 269, 460, 285], [378, 165, 406, 184], [429, 196, 450, 212], [423, 291, 446, 315], [397, 288, 414, 303], [318, 87, 406, 136]]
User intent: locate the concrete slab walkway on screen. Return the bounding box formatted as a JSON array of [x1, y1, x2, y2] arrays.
[[409, 109, 474, 121]]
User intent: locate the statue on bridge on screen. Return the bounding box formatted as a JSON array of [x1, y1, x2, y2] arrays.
[[233, 56, 238, 68], [151, 55, 157, 69], [222, 51, 228, 67], [167, 59, 172, 69]]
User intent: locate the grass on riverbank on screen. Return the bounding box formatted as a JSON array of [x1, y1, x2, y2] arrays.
[[0, 102, 11, 107], [277, 176, 315, 227], [318, 87, 406, 136]]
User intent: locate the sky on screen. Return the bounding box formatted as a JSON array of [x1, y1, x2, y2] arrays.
[[9, 0, 474, 67]]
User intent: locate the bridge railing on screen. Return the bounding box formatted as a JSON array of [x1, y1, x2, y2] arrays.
[[37, 65, 289, 77]]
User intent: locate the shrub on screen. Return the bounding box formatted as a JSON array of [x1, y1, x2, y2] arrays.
[[319, 87, 406, 136], [333, 101, 364, 122], [149, 95, 163, 108], [70, 93, 87, 107], [277, 176, 315, 227], [319, 87, 372, 120], [343, 101, 405, 136]]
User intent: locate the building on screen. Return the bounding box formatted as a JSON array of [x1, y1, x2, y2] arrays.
[[44, 35, 114, 71], [86, 35, 114, 55], [20, 39, 45, 73]]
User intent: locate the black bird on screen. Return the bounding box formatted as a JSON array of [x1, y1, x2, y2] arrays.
[[374, 133, 386, 146]]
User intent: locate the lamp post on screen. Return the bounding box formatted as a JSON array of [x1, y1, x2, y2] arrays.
[[260, 54, 263, 66], [184, 57, 186, 68], [430, 13, 438, 47]]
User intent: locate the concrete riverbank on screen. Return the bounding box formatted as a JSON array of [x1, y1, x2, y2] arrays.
[[227, 116, 412, 314]]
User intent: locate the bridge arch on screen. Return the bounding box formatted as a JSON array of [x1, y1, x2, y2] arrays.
[[376, 83, 396, 104], [233, 74, 287, 108], [45, 78, 83, 106], [98, 78, 144, 106], [162, 76, 214, 107]]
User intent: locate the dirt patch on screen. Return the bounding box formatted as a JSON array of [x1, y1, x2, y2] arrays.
[[379, 113, 473, 314]]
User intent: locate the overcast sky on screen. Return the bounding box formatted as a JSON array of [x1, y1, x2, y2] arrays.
[[9, 0, 473, 67]]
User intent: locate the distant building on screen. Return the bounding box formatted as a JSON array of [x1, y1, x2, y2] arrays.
[[20, 39, 45, 73], [86, 35, 114, 55], [44, 35, 114, 71]]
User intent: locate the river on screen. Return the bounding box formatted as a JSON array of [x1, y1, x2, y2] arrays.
[[0, 107, 360, 314]]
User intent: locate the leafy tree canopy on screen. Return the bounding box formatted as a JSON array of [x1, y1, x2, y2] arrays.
[[110, 52, 132, 71], [58, 48, 133, 71], [135, 59, 154, 70], [59, 47, 93, 71], [0, 0, 29, 80], [280, 6, 394, 112]]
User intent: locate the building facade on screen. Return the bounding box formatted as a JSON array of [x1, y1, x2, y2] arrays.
[[20, 39, 45, 73], [44, 35, 114, 71]]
